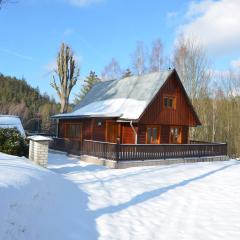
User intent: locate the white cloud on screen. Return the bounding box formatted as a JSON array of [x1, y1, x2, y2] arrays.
[[68, 0, 104, 7], [185, 0, 213, 18], [178, 0, 240, 55], [231, 58, 240, 69]]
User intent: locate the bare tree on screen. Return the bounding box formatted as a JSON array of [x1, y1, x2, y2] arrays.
[[149, 39, 164, 72], [101, 58, 122, 81], [0, 0, 6, 6], [51, 43, 80, 113], [173, 37, 210, 102], [8, 101, 29, 122], [173, 37, 211, 139], [131, 41, 147, 76], [0, 0, 6, 8], [0, 0, 16, 9]]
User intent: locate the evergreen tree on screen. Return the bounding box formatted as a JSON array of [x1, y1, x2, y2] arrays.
[[74, 71, 100, 104]]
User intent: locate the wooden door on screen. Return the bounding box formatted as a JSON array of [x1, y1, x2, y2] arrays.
[[106, 121, 119, 143], [169, 126, 182, 144], [146, 126, 160, 144]]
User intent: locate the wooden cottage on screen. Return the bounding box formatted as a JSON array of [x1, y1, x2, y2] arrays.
[[53, 69, 201, 145]]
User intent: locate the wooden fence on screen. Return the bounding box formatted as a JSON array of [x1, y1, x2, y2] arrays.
[[50, 138, 227, 161], [49, 137, 82, 155], [118, 143, 227, 161]]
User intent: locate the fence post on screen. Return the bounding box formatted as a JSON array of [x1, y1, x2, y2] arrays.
[[116, 138, 120, 161], [81, 140, 85, 155], [66, 139, 70, 155], [225, 142, 228, 156]]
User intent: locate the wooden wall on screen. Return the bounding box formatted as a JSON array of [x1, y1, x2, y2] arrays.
[[139, 71, 199, 127], [160, 125, 170, 144], [137, 125, 146, 144], [58, 119, 92, 141], [121, 123, 137, 144], [58, 118, 108, 142], [59, 120, 189, 144], [182, 126, 189, 144], [92, 119, 106, 141], [137, 125, 189, 144]]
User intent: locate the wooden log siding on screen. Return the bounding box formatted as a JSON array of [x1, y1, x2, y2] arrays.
[[58, 119, 92, 140], [139, 72, 200, 127]]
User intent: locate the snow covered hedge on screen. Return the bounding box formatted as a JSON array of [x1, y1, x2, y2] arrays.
[[0, 128, 28, 157]]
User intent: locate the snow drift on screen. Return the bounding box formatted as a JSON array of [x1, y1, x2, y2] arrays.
[[1, 151, 240, 240], [0, 152, 97, 240]]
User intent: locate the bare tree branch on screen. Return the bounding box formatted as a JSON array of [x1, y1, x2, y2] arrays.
[[149, 39, 164, 72], [0, 0, 18, 9], [101, 58, 122, 81], [131, 41, 147, 76]]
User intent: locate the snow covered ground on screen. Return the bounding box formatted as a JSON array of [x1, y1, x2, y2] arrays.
[[1, 152, 240, 240]]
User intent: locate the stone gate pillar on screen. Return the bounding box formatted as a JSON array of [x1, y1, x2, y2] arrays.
[[28, 136, 52, 167]]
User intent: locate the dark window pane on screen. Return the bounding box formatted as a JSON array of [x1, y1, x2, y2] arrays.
[[152, 128, 158, 143], [147, 128, 151, 144], [164, 97, 168, 107], [164, 96, 175, 109]]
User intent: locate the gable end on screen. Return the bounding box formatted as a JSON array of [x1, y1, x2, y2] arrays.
[[138, 69, 201, 126]]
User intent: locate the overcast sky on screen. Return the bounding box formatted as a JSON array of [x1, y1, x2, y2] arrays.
[[0, 0, 239, 101]]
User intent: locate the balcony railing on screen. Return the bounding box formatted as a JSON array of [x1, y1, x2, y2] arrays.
[[50, 138, 228, 161]]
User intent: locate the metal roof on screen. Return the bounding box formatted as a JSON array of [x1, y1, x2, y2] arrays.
[[53, 70, 173, 120]]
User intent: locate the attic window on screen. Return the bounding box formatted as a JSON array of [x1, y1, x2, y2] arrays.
[[164, 96, 176, 109]]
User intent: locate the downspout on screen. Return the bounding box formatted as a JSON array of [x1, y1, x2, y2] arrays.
[[130, 121, 138, 144]]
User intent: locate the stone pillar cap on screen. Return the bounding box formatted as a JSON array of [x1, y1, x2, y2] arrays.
[[27, 135, 53, 142]]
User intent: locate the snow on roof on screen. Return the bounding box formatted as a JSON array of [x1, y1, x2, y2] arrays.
[[53, 70, 173, 120], [0, 115, 25, 136], [56, 98, 147, 119]]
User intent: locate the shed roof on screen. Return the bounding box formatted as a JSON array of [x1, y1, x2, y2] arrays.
[[53, 70, 173, 120], [0, 115, 25, 136]]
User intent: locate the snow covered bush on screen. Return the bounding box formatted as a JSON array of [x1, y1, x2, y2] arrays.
[[0, 128, 28, 157]]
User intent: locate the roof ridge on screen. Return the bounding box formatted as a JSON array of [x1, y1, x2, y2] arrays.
[[96, 70, 172, 85]]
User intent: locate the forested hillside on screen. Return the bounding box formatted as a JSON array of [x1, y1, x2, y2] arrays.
[[0, 74, 60, 133]]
